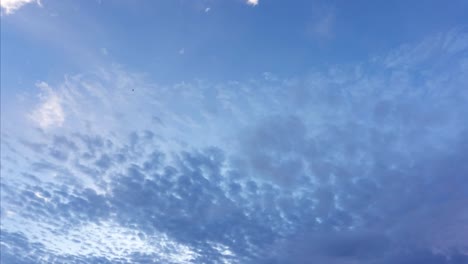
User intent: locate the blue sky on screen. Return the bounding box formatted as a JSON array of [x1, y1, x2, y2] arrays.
[[1, 1, 468, 263]]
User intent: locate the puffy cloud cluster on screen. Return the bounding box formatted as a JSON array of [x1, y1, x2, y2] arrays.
[[1, 28, 468, 263]]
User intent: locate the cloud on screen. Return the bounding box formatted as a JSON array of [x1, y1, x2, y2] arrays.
[[28, 82, 65, 129], [0, 0, 41, 14], [246, 0, 259, 6], [1, 29, 468, 263]]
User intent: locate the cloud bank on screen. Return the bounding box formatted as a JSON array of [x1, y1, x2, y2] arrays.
[[1, 28, 468, 263]]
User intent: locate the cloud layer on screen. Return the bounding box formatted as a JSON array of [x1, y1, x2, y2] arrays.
[[1, 28, 468, 263]]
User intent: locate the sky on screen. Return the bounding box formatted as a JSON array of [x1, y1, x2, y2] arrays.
[[1, 0, 468, 263]]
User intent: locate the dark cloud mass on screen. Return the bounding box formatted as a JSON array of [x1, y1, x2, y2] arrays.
[[1, 29, 468, 263]]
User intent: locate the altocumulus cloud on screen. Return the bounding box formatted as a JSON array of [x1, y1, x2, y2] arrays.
[[1, 28, 468, 263]]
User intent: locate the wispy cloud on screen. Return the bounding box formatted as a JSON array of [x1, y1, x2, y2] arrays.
[[0, 0, 41, 14], [28, 82, 65, 129]]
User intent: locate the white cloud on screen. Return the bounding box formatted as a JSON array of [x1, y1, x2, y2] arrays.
[[1, 0, 41, 15], [205, 7, 211, 13], [247, 0, 259, 6], [29, 82, 65, 129]]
